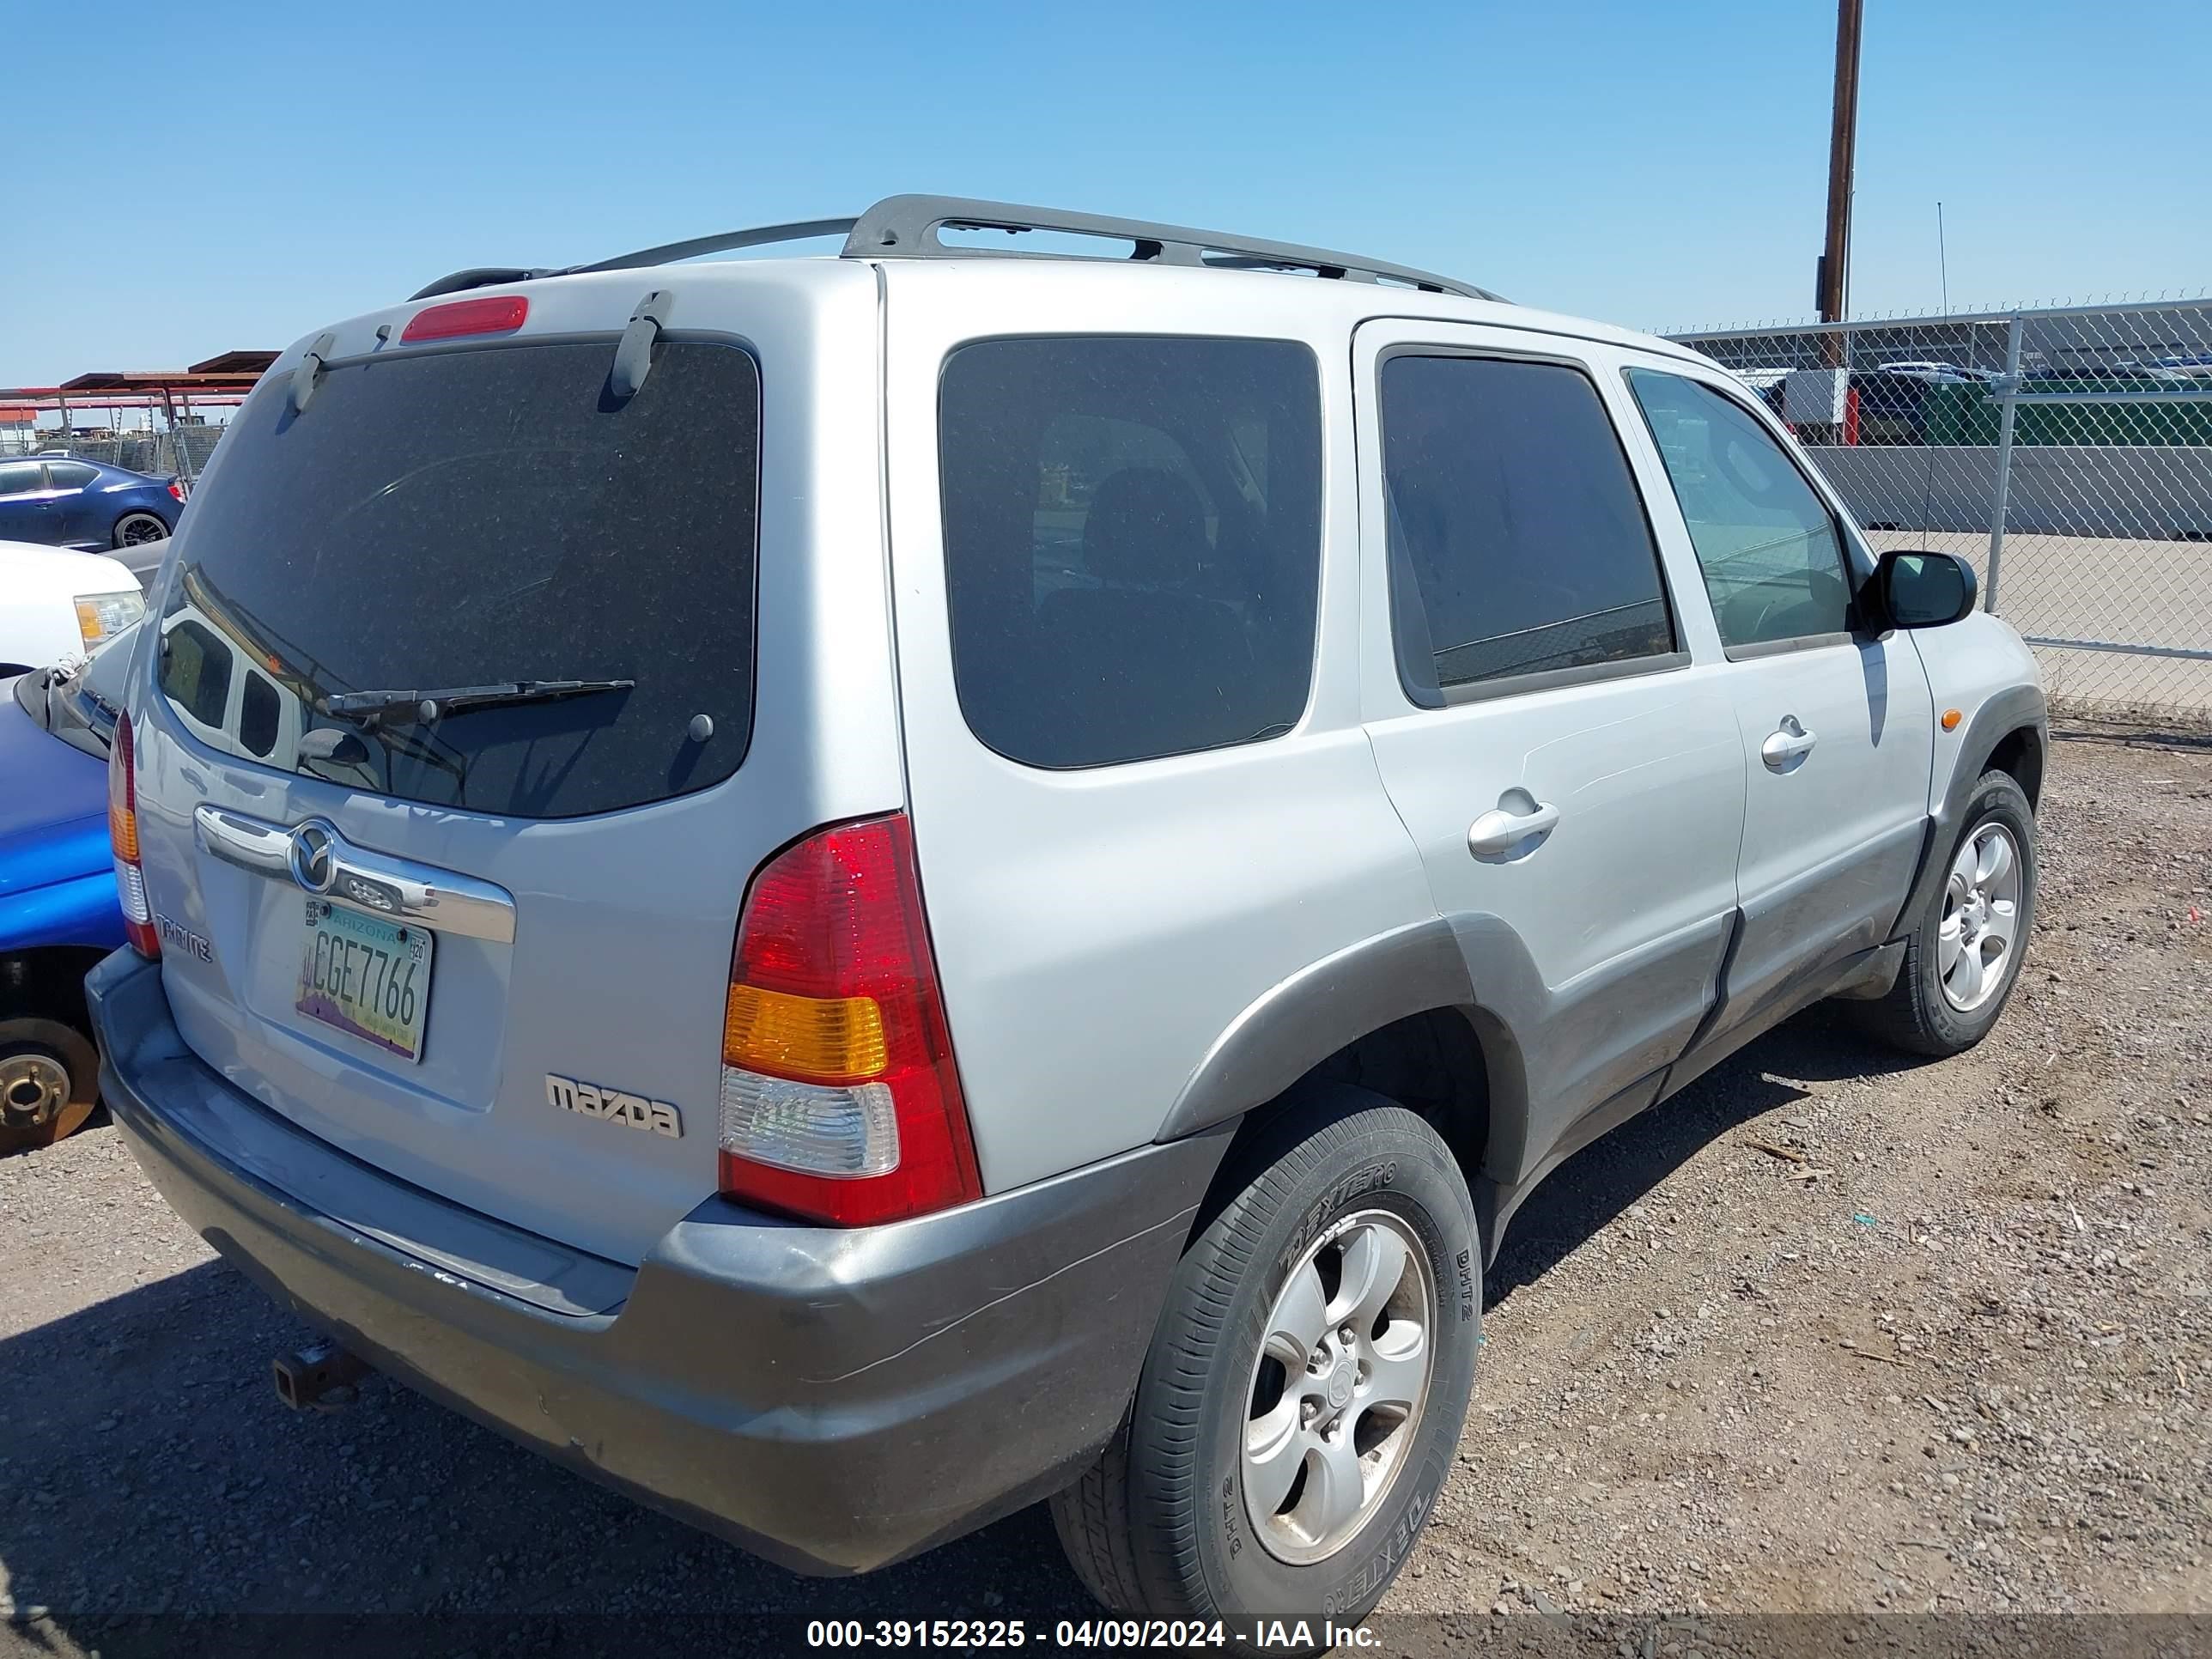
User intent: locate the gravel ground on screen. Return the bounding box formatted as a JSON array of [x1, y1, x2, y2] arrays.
[[3, 726, 2208, 1653]]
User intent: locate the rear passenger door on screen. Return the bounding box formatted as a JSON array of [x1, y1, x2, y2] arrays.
[[44, 460, 104, 546], [0, 460, 54, 542], [1353, 324, 1747, 1182], [1620, 366, 1935, 1047]]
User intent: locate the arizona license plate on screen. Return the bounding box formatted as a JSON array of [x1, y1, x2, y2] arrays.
[[295, 898, 434, 1062]]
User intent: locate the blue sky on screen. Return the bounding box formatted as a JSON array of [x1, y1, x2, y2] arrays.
[[3, 0, 2206, 386]]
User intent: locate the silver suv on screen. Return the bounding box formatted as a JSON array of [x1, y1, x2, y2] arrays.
[[91, 197, 2045, 1629]]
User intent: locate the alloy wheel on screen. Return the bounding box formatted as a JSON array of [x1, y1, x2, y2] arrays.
[[1938, 822, 2023, 1012], [1242, 1209, 1435, 1565]]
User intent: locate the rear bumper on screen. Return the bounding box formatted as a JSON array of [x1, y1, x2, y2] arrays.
[[88, 949, 1227, 1575]]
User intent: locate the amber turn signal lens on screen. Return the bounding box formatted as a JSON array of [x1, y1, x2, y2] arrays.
[[1942, 708, 1963, 731], [722, 983, 888, 1083]]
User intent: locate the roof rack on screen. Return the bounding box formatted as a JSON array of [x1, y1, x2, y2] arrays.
[[843, 196, 1501, 300], [410, 194, 1502, 303]]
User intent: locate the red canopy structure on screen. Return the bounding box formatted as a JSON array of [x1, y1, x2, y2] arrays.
[[0, 351, 276, 477]]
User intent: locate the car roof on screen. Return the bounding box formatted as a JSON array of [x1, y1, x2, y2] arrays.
[[38, 454, 161, 480], [281, 247, 1712, 392], [356, 194, 1711, 374]]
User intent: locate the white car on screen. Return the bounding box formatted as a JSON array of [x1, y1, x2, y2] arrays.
[[0, 539, 147, 675], [1876, 360, 1994, 384]]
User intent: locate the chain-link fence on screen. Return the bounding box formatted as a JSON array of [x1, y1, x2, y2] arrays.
[[13, 424, 226, 478], [1668, 298, 2212, 725]]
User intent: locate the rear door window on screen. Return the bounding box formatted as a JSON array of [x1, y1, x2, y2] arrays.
[[939, 336, 1322, 769], [156, 338, 760, 817], [1381, 354, 1676, 699]]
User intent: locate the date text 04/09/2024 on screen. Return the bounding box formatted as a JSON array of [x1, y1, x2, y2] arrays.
[[803, 1619, 1382, 1649]]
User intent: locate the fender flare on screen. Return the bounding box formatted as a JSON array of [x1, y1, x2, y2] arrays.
[[1894, 683, 2048, 939], [1151, 915, 1537, 1182]]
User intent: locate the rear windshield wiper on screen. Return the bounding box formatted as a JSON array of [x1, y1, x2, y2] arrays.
[[321, 678, 635, 726]]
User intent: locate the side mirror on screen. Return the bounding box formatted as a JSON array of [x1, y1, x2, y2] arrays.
[[1869, 549, 1978, 629]]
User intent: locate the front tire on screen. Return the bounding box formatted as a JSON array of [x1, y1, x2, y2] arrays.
[[1053, 1089, 1478, 1638], [1858, 769, 2036, 1056]]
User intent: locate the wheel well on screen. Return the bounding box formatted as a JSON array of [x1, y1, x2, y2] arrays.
[[0, 948, 107, 1039], [1198, 1008, 1493, 1234], [1986, 726, 2045, 811]]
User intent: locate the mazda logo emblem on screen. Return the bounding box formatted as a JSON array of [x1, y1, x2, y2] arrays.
[[287, 820, 340, 895]]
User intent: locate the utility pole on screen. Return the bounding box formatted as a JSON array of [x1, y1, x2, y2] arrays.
[[1818, 0, 1865, 354]]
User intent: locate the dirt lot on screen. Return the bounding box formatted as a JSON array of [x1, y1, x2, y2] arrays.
[[3, 727, 2209, 1652]]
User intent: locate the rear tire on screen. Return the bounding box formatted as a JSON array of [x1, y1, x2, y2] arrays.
[[0, 1018, 99, 1154], [1051, 1089, 1478, 1643], [1857, 769, 2036, 1057], [112, 512, 169, 549]]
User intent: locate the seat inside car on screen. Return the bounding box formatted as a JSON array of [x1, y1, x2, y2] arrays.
[[1034, 466, 1264, 753]]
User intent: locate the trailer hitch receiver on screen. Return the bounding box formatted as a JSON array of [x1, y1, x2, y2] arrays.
[[272, 1340, 368, 1413]]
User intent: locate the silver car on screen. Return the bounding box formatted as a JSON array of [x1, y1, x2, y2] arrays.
[[90, 196, 2045, 1632]]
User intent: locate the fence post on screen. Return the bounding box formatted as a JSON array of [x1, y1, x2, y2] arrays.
[[1983, 310, 2025, 613], [158, 388, 201, 491]]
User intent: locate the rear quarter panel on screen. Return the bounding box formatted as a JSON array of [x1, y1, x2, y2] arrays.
[[879, 264, 1438, 1194]]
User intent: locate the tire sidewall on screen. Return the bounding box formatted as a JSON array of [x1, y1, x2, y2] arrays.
[[1912, 772, 2037, 1048], [1141, 1105, 1480, 1626]]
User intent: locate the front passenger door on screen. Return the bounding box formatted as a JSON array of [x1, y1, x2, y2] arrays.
[[1624, 368, 1935, 1048]]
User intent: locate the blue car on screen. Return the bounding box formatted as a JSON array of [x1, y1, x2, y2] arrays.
[[0, 625, 133, 1152], [0, 455, 182, 574]]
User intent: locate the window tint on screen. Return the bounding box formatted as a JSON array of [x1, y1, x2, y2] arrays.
[[1380, 355, 1674, 695], [0, 462, 41, 497], [161, 619, 233, 728], [46, 461, 99, 489], [157, 340, 760, 817], [239, 669, 280, 757], [939, 337, 1321, 769], [1626, 369, 1854, 650]]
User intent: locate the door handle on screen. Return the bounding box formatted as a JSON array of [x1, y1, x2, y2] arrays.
[[1468, 793, 1560, 860], [1761, 715, 1817, 772]]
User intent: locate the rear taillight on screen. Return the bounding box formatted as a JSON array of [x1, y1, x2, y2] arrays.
[[400, 295, 528, 343], [167, 478, 185, 503], [109, 715, 160, 958], [717, 814, 981, 1227]]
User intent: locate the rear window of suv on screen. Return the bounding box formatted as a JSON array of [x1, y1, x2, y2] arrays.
[[155, 338, 760, 817], [939, 336, 1322, 769]]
